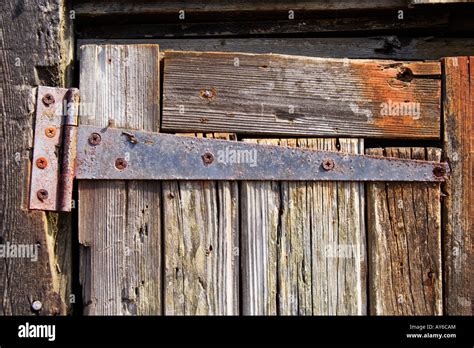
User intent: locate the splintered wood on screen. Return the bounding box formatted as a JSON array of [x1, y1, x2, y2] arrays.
[[241, 138, 366, 315], [367, 147, 442, 315], [163, 133, 239, 315], [162, 51, 441, 139], [79, 45, 162, 315], [442, 57, 472, 315]]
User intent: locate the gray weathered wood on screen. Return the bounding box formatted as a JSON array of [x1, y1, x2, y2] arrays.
[[241, 138, 366, 315], [0, 0, 73, 315], [240, 139, 280, 315], [442, 57, 472, 315], [163, 133, 239, 315], [78, 45, 162, 315], [367, 147, 443, 315], [79, 37, 474, 61], [162, 51, 441, 139]]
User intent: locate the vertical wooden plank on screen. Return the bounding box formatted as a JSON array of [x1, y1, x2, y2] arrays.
[[241, 138, 366, 315], [278, 139, 312, 315], [78, 45, 162, 315], [241, 139, 280, 315], [163, 133, 239, 315], [0, 0, 73, 315], [442, 57, 472, 315], [334, 139, 366, 314], [367, 147, 443, 315]]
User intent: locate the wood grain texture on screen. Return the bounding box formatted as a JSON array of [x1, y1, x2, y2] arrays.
[[163, 133, 239, 315], [367, 147, 443, 315], [241, 138, 366, 315], [79, 37, 474, 61], [74, 0, 407, 16], [162, 51, 441, 139], [76, 10, 451, 39], [442, 57, 472, 315], [78, 45, 162, 315], [0, 0, 73, 315], [411, 0, 474, 3]]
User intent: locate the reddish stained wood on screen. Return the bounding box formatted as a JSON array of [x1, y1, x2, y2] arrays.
[[442, 56, 472, 315], [162, 51, 440, 139]]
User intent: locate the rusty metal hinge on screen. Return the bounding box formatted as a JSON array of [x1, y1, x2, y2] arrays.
[[29, 87, 451, 212], [29, 87, 79, 212]]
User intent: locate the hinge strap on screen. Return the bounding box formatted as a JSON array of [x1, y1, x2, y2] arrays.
[[75, 125, 450, 182], [29, 86, 451, 212]]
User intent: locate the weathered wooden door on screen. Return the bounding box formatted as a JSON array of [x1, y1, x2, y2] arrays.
[[76, 44, 471, 315]]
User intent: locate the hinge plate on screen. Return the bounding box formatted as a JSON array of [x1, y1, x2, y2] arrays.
[[29, 87, 79, 212]]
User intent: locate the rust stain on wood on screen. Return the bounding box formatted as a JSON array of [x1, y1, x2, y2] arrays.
[[442, 56, 472, 315], [162, 51, 440, 139], [348, 61, 441, 137]]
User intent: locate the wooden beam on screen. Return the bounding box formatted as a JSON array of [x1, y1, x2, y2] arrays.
[[241, 138, 366, 315], [0, 0, 73, 315], [76, 10, 451, 39], [367, 147, 443, 315], [78, 45, 162, 315], [78, 37, 474, 61], [163, 133, 239, 315], [162, 51, 441, 139], [411, 0, 474, 4], [442, 57, 472, 315], [74, 0, 407, 16]]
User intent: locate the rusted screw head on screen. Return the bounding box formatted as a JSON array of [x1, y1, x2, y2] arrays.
[[115, 158, 127, 170], [202, 152, 214, 165], [200, 88, 216, 99], [88, 132, 102, 146], [36, 157, 48, 169], [37, 189, 49, 201], [42, 93, 55, 106], [322, 159, 335, 171], [433, 165, 446, 178], [31, 300, 42, 311], [45, 127, 56, 138]]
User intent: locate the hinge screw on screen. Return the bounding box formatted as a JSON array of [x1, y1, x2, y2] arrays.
[[433, 165, 446, 178], [88, 133, 102, 146], [322, 159, 335, 171], [36, 157, 48, 169], [115, 158, 127, 170], [202, 152, 214, 165], [42, 94, 55, 106], [200, 88, 216, 99], [37, 189, 48, 201], [31, 300, 42, 311], [45, 127, 56, 138]]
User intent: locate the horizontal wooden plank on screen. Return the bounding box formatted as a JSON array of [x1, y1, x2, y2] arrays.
[[78, 37, 474, 61], [76, 10, 451, 39], [74, 0, 407, 16], [162, 51, 441, 138], [411, 0, 474, 4]]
